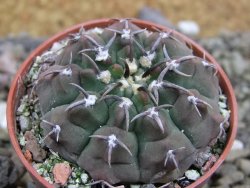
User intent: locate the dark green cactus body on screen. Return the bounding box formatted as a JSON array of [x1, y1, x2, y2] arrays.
[[35, 19, 224, 184]]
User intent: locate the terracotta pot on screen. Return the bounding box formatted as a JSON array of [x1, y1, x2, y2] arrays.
[[7, 18, 238, 188]]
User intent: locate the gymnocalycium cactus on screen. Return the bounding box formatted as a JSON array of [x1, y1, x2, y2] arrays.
[[32, 19, 226, 185]]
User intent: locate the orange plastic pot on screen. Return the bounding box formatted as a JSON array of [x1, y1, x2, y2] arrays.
[[7, 18, 238, 188]]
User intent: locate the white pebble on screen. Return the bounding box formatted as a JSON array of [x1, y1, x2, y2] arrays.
[[219, 101, 227, 109], [231, 139, 244, 150], [67, 185, 79, 188], [80, 173, 88, 184], [19, 115, 30, 131], [185, 169, 200, 181], [0, 102, 7, 130], [177, 20, 200, 36]]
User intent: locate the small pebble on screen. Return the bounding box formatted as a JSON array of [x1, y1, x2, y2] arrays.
[[202, 155, 217, 173], [19, 115, 30, 131], [236, 159, 250, 175], [231, 139, 244, 150], [177, 20, 200, 36], [80, 173, 88, 184], [24, 131, 46, 162], [0, 101, 7, 129], [185, 169, 200, 181], [218, 101, 227, 109], [226, 149, 250, 162], [67, 185, 82, 188], [53, 163, 72, 185], [217, 171, 244, 186], [0, 101, 8, 140], [217, 163, 237, 176]]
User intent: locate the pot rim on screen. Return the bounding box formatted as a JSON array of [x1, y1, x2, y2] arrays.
[[7, 18, 238, 188]]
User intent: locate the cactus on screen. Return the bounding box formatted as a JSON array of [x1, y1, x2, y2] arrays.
[[33, 19, 225, 185]]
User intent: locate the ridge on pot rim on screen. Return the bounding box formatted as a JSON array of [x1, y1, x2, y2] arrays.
[[7, 18, 238, 188]]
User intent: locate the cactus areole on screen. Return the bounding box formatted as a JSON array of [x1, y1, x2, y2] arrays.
[[8, 18, 237, 187]]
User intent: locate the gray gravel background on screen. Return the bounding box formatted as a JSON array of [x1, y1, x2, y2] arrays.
[[199, 31, 250, 188], [0, 14, 250, 188]]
